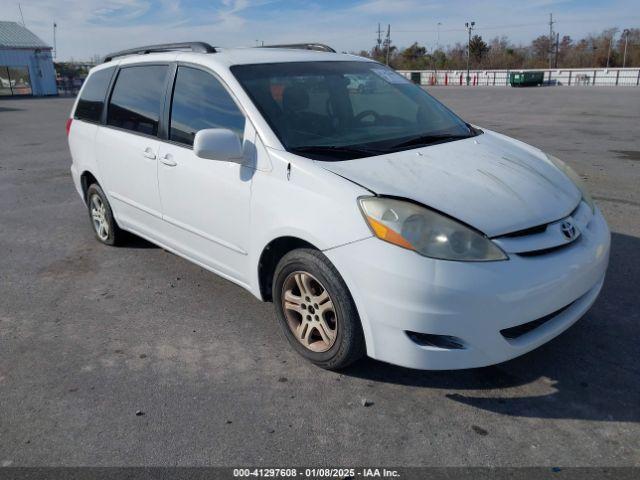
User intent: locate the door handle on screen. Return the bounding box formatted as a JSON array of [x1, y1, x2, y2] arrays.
[[159, 153, 177, 167], [143, 147, 156, 160]]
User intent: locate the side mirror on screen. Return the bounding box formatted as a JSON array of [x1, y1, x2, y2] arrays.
[[193, 128, 243, 163]]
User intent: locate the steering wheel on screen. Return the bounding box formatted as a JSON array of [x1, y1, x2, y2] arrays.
[[354, 110, 380, 124]]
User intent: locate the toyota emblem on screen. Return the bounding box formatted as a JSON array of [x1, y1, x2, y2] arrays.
[[560, 220, 577, 240]]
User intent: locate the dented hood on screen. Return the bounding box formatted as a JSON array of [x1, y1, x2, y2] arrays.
[[319, 130, 581, 237]]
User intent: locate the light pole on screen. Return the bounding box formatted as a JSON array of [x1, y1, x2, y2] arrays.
[[622, 29, 630, 68], [436, 22, 442, 50], [465, 21, 475, 86], [53, 21, 57, 59], [606, 30, 617, 69]]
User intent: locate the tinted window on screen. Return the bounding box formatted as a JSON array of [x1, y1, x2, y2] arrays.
[[170, 67, 245, 146], [74, 67, 114, 122], [107, 65, 168, 136]]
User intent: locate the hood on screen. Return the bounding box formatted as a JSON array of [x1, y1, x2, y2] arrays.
[[318, 130, 581, 237]]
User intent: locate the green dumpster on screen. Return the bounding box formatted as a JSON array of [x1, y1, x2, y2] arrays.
[[509, 71, 544, 87]]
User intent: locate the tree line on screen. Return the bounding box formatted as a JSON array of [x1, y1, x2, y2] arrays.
[[357, 28, 640, 70]]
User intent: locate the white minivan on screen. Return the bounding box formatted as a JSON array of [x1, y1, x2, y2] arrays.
[[68, 42, 610, 371]]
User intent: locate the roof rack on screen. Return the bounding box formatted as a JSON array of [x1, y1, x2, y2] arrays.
[[261, 43, 336, 53], [103, 42, 216, 63]]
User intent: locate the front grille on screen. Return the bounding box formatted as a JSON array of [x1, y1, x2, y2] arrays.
[[494, 201, 586, 257], [516, 241, 576, 257], [500, 301, 575, 340], [500, 223, 548, 238]]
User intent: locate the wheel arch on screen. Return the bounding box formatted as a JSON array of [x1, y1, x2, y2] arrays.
[[257, 236, 319, 302], [80, 170, 99, 202]]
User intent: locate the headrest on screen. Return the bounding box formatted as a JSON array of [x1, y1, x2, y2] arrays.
[[282, 85, 309, 112]]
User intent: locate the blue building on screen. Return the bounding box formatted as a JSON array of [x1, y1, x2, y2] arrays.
[[0, 21, 57, 96]]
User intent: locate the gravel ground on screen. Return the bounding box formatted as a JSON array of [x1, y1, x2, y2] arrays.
[[0, 87, 638, 467]]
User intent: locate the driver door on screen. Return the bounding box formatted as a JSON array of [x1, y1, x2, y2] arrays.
[[157, 66, 252, 284]]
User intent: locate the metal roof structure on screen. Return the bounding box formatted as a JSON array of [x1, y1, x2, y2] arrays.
[[0, 21, 50, 49]]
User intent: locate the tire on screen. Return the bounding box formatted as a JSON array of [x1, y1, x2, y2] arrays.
[[86, 183, 123, 246], [273, 248, 366, 370]]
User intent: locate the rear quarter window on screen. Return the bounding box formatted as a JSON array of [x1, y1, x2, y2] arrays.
[[74, 67, 115, 122]]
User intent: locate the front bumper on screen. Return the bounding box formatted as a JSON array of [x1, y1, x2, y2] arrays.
[[325, 208, 610, 370]]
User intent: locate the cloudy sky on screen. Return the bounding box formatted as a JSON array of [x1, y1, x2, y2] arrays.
[[3, 0, 638, 61]]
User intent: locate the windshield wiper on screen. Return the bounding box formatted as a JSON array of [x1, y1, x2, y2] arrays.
[[466, 123, 483, 135], [390, 133, 473, 149], [290, 145, 384, 158]]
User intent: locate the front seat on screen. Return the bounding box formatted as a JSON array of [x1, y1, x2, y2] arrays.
[[282, 84, 332, 140]]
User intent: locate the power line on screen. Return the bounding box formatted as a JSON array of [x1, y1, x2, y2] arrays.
[[395, 22, 543, 34], [393, 17, 640, 35]]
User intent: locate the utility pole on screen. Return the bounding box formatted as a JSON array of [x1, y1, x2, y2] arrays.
[[554, 32, 559, 68], [436, 22, 442, 50], [376, 23, 382, 57], [384, 24, 391, 65], [465, 21, 475, 86], [606, 29, 617, 69], [548, 13, 555, 70], [53, 21, 57, 59], [622, 29, 630, 68]]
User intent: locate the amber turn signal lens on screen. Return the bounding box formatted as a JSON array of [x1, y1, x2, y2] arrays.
[[366, 216, 415, 250]]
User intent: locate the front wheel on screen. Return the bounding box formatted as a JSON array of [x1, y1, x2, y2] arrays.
[[273, 249, 365, 370]]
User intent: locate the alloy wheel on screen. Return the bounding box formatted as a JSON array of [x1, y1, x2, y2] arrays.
[[90, 194, 109, 241], [281, 271, 338, 352]]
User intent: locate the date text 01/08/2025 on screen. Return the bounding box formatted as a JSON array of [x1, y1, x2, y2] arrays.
[[232, 467, 400, 477]]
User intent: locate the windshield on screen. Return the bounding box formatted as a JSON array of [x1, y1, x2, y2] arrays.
[[231, 61, 476, 160]]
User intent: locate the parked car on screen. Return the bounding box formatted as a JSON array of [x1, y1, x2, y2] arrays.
[[347, 74, 378, 93], [67, 42, 610, 370]]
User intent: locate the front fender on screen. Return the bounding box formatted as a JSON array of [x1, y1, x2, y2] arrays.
[[247, 149, 373, 298]]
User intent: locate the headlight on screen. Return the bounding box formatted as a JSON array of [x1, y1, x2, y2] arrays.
[[546, 154, 595, 212], [358, 197, 507, 261]]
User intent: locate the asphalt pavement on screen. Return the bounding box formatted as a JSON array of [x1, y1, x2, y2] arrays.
[[0, 86, 638, 466]]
